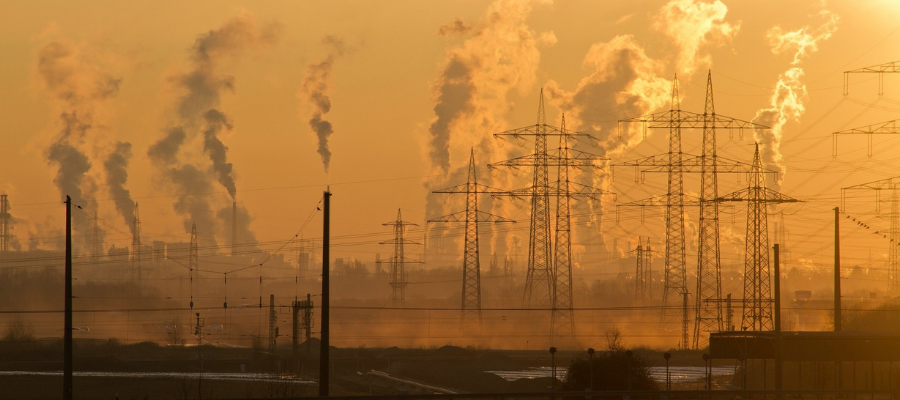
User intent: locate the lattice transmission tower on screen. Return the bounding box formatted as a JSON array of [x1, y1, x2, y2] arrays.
[[717, 144, 799, 331], [634, 237, 653, 301], [491, 104, 609, 337], [841, 176, 900, 292], [379, 209, 421, 307], [431, 149, 513, 329], [616, 72, 768, 349]]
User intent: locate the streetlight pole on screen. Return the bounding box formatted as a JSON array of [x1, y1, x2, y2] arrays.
[[703, 353, 710, 390], [588, 347, 595, 392], [664, 352, 671, 391], [550, 347, 557, 391], [626, 350, 633, 391]]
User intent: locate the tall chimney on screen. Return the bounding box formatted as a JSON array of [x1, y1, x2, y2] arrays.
[[232, 200, 237, 257]]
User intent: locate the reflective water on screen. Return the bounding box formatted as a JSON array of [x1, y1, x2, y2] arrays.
[[488, 366, 735, 383], [0, 371, 315, 384]]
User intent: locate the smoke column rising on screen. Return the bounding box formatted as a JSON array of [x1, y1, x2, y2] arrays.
[[753, 10, 839, 189], [104, 141, 136, 234], [148, 13, 279, 246], [300, 36, 345, 173]]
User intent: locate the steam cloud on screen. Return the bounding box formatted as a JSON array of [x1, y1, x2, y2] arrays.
[[545, 0, 739, 263], [753, 10, 838, 189], [148, 13, 279, 247], [38, 40, 121, 252], [653, 0, 740, 77], [300, 36, 345, 173], [104, 141, 136, 234], [424, 0, 555, 263]]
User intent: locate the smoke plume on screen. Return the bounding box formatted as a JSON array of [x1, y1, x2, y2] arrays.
[[753, 10, 838, 189], [37, 40, 121, 250], [300, 36, 345, 173], [424, 0, 555, 263], [104, 141, 136, 234], [653, 0, 740, 77], [149, 13, 279, 247], [202, 109, 236, 198]]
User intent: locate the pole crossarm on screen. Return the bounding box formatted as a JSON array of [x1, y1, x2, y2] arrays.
[[432, 183, 508, 195], [716, 188, 802, 204], [618, 110, 770, 130], [844, 60, 900, 96], [488, 149, 608, 169], [832, 120, 900, 157], [613, 153, 776, 179], [617, 194, 702, 207], [492, 124, 599, 142], [492, 182, 615, 202], [841, 176, 900, 209], [833, 119, 900, 135], [428, 210, 515, 224]]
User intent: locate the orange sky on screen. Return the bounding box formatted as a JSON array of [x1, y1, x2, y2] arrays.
[[2, 0, 900, 294]]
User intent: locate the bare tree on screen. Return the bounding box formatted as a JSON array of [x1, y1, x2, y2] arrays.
[[2, 316, 35, 342], [605, 327, 623, 351], [167, 317, 187, 346]]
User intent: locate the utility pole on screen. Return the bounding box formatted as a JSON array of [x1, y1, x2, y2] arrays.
[[717, 144, 800, 331], [195, 312, 203, 399], [431, 149, 513, 330], [0, 195, 10, 252], [378, 209, 421, 307], [319, 189, 331, 397], [64, 196, 73, 400], [834, 207, 842, 331], [617, 72, 769, 348], [132, 202, 142, 290], [841, 177, 900, 292], [189, 223, 198, 311]]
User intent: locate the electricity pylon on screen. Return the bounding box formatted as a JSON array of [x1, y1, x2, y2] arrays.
[[832, 120, 900, 158], [844, 60, 900, 96], [431, 149, 514, 329], [634, 237, 653, 301], [132, 202, 142, 288], [379, 209, 421, 307], [841, 176, 900, 292], [717, 144, 800, 331], [491, 105, 610, 337], [616, 72, 769, 349]]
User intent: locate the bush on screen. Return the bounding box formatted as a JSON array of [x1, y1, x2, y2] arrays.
[[563, 350, 657, 391]]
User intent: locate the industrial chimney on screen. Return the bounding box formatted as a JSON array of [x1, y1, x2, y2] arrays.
[[232, 200, 237, 257]]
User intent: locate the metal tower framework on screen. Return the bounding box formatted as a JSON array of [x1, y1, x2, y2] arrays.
[[616, 73, 769, 349], [841, 176, 900, 291], [132, 202, 142, 287], [0, 195, 10, 252], [379, 209, 421, 307], [717, 144, 799, 331], [431, 149, 513, 329], [844, 60, 900, 96], [491, 103, 610, 337], [634, 237, 653, 301]]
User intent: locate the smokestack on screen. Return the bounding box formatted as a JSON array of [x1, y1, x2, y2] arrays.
[[232, 200, 237, 257]]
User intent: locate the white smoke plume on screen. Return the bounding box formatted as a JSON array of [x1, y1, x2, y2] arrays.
[[300, 36, 345, 173], [104, 141, 135, 234], [424, 0, 555, 263], [753, 10, 839, 189], [37, 40, 121, 251], [148, 12, 279, 247], [653, 0, 740, 77]]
